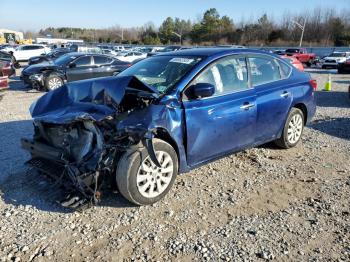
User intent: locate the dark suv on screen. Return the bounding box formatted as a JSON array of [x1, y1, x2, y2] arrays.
[[21, 53, 133, 91]]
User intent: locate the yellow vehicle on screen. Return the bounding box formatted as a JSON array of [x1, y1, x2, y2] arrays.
[[18, 39, 33, 44]]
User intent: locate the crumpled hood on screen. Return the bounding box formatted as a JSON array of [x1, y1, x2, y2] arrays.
[[23, 62, 57, 74], [30, 76, 159, 124]]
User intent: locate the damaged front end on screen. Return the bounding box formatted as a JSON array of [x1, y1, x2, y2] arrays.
[[21, 76, 162, 208]]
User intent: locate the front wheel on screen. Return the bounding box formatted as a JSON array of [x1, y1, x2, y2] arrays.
[[274, 108, 305, 149], [45, 75, 64, 91], [116, 139, 178, 205]]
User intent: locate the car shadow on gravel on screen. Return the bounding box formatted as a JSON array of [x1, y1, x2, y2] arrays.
[[8, 76, 44, 93], [0, 120, 135, 213], [0, 168, 135, 213], [8, 76, 29, 91], [309, 118, 350, 141], [314, 90, 350, 108]]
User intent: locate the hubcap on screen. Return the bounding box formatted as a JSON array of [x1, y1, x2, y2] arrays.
[[137, 151, 174, 198], [287, 114, 303, 144], [48, 78, 62, 90]]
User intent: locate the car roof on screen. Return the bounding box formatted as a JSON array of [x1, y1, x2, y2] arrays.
[[156, 47, 274, 58], [65, 52, 112, 56]]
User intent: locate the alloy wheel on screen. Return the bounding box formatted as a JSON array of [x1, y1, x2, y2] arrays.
[[136, 151, 174, 198], [48, 78, 63, 90], [287, 114, 303, 144]]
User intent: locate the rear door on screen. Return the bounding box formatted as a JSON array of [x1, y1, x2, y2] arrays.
[[248, 55, 293, 144], [32, 46, 46, 57], [66, 55, 93, 82], [92, 55, 114, 78], [183, 55, 257, 166]]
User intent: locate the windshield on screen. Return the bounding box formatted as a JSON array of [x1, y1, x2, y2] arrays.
[[286, 49, 301, 53], [54, 53, 76, 66], [329, 52, 346, 57], [159, 47, 176, 52], [118, 55, 202, 93]]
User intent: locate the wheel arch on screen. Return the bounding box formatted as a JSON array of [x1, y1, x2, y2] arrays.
[[154, 127, 179, 158], [293, 103, 308, 124], [153, 127, 180, 163]]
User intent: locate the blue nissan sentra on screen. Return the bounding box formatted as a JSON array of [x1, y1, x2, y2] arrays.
[[22, 48, 316, 207]]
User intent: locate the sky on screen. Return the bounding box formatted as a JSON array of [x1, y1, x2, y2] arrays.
[[0, 0, 349, 31]]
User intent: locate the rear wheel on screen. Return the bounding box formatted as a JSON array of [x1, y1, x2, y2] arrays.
[[116, 139, 178, 205], [275, 108, 304, 149], [45, 75, 64, 91]]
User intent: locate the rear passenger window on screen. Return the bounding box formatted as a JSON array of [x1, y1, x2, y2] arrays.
[[278, 60, 292, 78], [248, 56, 281, 86], [93, 56, 113, 65], [22, 46, 32, 50], [193, 56, 249, 96]]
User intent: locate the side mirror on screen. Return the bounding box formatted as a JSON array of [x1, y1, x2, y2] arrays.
[[188, 83, 215, 99], [69, 62, 76, 68]]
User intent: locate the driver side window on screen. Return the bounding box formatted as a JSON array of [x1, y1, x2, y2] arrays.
[[193, 56, 249, 97]]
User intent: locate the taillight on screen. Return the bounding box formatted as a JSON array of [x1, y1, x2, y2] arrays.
[[3, 62, 11, 69], [309, 79, 317, 90], [345, 59, 350, 65]]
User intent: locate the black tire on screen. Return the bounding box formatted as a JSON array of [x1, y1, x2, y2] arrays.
[[14, 62, 21, 69], [274, 108, 305, 149], [44, 74, 64, 91], [116, 139, 178, 205]]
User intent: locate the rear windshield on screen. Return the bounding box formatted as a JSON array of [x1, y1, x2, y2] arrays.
[[328, 52, 346, 57]]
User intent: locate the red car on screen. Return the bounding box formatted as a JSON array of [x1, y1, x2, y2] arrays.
[[0, 59, 15, 77], [285, 48, 316, 67], [0, 76, 8, 90], [281, 55, 304, 72]]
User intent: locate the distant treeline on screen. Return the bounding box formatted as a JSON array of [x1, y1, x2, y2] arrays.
[[24, 7, 350, 46]]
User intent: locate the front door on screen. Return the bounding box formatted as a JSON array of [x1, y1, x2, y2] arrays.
[[183, 55, 257, 166], [66, 55, 94, 82]]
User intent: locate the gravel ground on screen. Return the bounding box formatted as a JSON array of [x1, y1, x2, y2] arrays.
[[0, 68, 349, 261]]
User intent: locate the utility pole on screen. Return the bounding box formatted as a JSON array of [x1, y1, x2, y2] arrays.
[[117, 28, 124, 44], [292, 19, 306, 47]]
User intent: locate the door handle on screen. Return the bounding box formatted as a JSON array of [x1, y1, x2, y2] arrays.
[[280, 91, 290, 98], [240, 102, 255, 110]]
